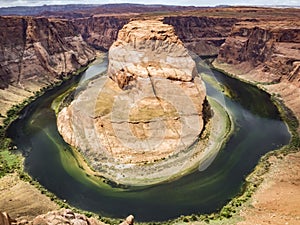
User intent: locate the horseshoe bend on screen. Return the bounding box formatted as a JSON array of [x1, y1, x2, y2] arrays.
[[0, 4, 299, 225], [57, 20, 221, 185]]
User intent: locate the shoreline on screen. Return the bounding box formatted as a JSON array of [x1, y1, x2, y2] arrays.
[[212, 61, 299, 148], [212, 61, 300, 133], [0, 58, 298, 224], [59, 95, 234, 187], [205, 61, 300, 223]]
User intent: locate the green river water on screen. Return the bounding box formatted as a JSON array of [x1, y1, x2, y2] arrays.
[[7, 57, 290, 222]]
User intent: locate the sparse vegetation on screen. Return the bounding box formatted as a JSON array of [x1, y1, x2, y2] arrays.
[[273, 97, 300, 150], [0, 149, 21, 177]]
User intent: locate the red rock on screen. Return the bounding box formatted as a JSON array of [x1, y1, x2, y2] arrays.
[[0, 212, 13, 225], [164, 16, 237, 56]]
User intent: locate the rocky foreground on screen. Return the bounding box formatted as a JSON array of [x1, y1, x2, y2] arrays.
[[57, 20, 209, 185], [0, 209, 134, 225]]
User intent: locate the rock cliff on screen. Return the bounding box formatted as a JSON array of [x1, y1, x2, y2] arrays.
[[163, 16, 237, 56], [0, 13, 239, 123], [73, 15, 237, 57], [0, 16, 95, 120], [57, 20, 208, 185], [215, 20, 300, 126], [108, 20, 198, 88], [73, 16, 130, 50]]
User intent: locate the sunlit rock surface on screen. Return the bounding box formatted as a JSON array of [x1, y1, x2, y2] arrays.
[[57, 20, 207, 184], [215, 20, 300, 129]]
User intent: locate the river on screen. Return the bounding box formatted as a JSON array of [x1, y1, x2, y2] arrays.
[[7, 56, 290, 222]]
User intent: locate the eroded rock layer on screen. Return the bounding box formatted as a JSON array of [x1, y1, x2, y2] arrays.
[[163, 16, 237, 56], [57, 20, 207, 184], [73, 15, 130, 50], [0, 16, 95, 119], [215, 19, 300, 128], [0, 12, 239, 124]]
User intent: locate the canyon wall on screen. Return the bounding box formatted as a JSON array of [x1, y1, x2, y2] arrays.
[[163, 16, 237, 56], [73, 15, 237, 56], [1, 8, 300, 127], [0, 16, 95, 120], [0, 13, 237, 124], [215, 20, 300, 126], [73, 16, 130, 50]]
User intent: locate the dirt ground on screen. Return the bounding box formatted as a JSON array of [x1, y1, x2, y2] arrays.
[[237, 151, 300, 225], [0, 173, 59, 221]]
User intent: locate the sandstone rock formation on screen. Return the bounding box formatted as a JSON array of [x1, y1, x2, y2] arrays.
[[74, 16, 130, 50], [215, 19, 300, 128], [0, 16, 95, 121], [57, 20, 208, 185], [107, 20, 199, 87], [27, 209, 105, 225], [0, 211, 14, 225], [119, 215, 134, 225], [163, 16, 237, 57], [0, 210, 134, 225], [0, 12, 239, 125], [105, 20, 206, 162]]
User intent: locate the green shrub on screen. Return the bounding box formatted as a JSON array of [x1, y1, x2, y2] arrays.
[[183, 217, 189, 222]]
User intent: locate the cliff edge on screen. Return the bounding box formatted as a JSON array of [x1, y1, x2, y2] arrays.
[[0, 16, 96, 122], [214, 20, 300, 128]]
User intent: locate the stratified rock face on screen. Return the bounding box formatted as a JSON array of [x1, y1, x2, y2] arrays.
[[0, 17, 95, 89], [57, 20, 207, 184], [217, 21, 300, 84], [163, 16, 237, 56], [215, 20, 300, 128], [74, 16, 130, 50], [0, 16, 95, 119]]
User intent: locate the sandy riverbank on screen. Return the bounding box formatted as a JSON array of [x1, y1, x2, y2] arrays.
[[213, 61, 300, 133]]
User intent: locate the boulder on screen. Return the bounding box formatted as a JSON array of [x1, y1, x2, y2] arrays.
[[0, 212, 13, 225]]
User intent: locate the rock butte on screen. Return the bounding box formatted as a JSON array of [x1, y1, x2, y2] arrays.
[[57, 20, 208, 184]]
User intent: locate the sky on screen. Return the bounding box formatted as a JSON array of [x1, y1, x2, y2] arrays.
[[0, 0, 299, 8]]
